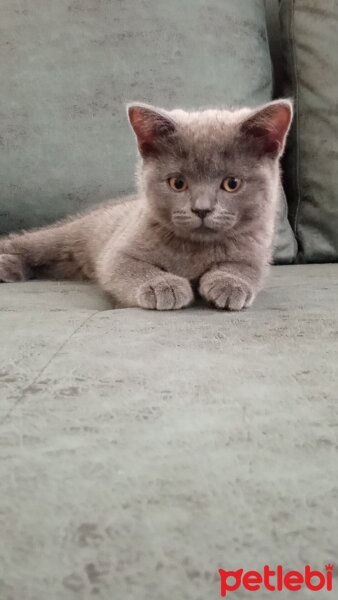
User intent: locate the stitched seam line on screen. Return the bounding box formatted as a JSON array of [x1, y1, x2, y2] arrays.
[[289, 0, 302, 249], [263, 0, 274, 97]]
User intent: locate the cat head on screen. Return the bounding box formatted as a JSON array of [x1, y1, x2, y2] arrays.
[[128, 100, 293, 242]]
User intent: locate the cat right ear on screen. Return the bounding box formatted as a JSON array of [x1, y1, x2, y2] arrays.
[[127, 103, 176, 158], [241, 99, 293, 158]]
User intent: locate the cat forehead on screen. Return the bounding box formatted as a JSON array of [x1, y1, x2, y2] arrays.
[[161, 107, 257, 173], [169, 107, 253, 131], [167, 107, 255, 150]]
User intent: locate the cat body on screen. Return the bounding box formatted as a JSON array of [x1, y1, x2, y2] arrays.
[[0, 101, 292, 310]]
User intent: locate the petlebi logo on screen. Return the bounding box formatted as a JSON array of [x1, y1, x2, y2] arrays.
[[218, 564, 334, 596]]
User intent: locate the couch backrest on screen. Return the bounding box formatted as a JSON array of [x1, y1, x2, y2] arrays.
[[0, 0, 295, 261], [0, 0, 280, 235]]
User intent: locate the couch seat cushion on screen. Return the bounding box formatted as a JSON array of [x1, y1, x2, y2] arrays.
[[1, 264, 338, 598]]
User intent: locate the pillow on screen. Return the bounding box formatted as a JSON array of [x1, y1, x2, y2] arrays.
[[280, 0, 338, 262], [0, 0, 296, 262]]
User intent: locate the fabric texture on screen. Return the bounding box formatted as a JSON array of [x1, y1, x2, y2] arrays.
[[1, 265, 338, 599], [280, 0, 338, 262], [0, 0, 296, 262]]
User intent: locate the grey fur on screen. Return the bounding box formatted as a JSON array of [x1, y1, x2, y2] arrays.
[[0, 100, 292, 310]]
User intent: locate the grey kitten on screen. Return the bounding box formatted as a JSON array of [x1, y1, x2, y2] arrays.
[[0, 100, 292, 310]]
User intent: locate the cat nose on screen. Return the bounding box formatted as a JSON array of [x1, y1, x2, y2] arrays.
[[191, 208, 212, 220]]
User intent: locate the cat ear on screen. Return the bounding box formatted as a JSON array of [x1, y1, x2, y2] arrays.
[[127, 103, 176, 158], [241, 99, 293, 158]]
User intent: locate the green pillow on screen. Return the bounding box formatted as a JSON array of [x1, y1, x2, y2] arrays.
[[280, 0, 338, 262], [0, 0, 296, 262]]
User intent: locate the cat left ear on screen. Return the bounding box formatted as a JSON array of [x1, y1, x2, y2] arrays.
[[241, 99, 293, 158], [127, 103, 176, 158]]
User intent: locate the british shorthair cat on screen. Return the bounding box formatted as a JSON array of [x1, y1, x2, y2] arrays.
[[0, 100, 292, 310]]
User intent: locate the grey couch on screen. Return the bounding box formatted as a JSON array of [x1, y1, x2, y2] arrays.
[[1, 1, 338, 599]]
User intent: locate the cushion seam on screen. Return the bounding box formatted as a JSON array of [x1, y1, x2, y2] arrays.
[[289, 0, 302, 248]]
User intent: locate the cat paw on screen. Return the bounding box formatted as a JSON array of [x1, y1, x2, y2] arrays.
[[199, 271, 254, 310], [137, 275, 194, 310], [0, 254, 29, 282]]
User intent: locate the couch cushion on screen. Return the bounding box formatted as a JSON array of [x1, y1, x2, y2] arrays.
[[0, 0, 296, 262], [280, 0, 338, 261], [1, 265, 338, 598]]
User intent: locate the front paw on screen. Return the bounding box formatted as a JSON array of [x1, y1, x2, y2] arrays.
[[199, 271, 254, 310], [137, 275, 193, 310]]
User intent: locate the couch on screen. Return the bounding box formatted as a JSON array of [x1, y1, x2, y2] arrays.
[[1, 1, 338, 599]]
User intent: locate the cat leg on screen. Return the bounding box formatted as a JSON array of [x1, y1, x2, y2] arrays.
[[0, 233, 35, 282], [199, 263, 266, 310], [0, 253, 31, 282], [0, 222, 86, 283], [97, 251, 193, 310]]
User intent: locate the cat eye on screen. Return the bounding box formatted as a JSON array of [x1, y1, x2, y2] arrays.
[[168, 177, 188, 192], [221, 177, 242, 193]]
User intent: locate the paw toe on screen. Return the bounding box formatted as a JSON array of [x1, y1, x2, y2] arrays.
[[137, 277, 193, 310], [200, 274, 252, 311]]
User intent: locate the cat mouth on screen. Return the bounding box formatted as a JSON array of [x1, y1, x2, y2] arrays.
[[195, 223, 216, 233], [172, 218, 216, 234], [172, 217, 227, 237]]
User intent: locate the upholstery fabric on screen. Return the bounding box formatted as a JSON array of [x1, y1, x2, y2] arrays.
[[280, 0, 338, 262], [0, 0, 296, 261], [1, 265, 338, 598]]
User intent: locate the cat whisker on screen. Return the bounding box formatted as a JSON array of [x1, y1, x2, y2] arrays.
[[173, 217, 195, 223], [216, 211, 236, 217]]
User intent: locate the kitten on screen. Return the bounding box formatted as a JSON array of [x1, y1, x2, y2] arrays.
[[0, 100, 292, 310]]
